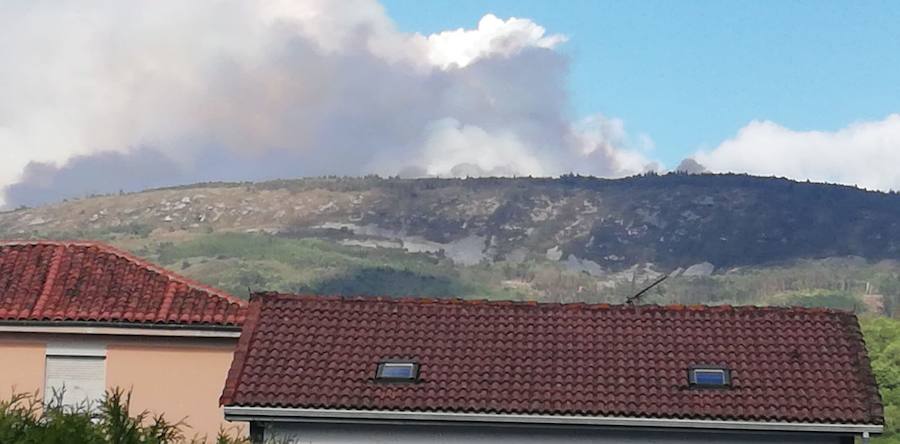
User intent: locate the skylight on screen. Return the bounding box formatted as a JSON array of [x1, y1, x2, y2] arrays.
[[375, 361, 419, 382], [689, 367, 730, 387]]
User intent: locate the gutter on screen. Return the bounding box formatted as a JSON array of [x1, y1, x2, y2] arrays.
[[224, 406, 884, 435], [0, 320, 241, 338]]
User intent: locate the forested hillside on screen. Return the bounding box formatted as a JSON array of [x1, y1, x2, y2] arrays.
[[4, 173, 900, 270]]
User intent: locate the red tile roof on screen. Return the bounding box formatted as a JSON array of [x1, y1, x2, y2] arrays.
[[0, 241, 245, 327], [221, 293, 882, 425]]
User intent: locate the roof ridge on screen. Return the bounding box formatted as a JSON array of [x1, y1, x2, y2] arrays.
[[2, 240, 245, 307], [252, 292, 853, 315], [220, 295, 264, 406]]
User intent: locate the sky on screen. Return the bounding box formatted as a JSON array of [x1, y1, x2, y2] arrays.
[[384, 0, 900, 165], [1, 0, 899, 208]]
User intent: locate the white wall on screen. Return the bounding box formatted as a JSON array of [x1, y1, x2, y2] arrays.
[[265, 422, 845, 444]]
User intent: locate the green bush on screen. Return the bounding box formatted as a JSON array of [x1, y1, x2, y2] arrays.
[[0, 388, 248, 444], [863, 317, 900, 443]]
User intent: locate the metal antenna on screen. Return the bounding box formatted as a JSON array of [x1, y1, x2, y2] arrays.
[[626, 274, 669, 305]]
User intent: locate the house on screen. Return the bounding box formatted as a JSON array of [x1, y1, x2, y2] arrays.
[[221, 293, 883, 444], [0, 240, 246, 439]]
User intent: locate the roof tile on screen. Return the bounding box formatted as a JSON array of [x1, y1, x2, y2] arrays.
[[220, 293, 883, 425], [0, 240, 245, 326]]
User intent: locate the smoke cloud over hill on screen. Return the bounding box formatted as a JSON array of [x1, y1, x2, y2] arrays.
[[0, 1, 654, 208]]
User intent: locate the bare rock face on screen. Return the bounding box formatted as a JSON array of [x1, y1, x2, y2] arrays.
[[562, 254, 605, 277], [545, 246, 563, 261], [682, 262, 715, 277]]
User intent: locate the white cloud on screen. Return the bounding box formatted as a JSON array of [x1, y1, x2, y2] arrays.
[[424, 14, 567, 69], [696, 114, 900, 191], [254, 4, 565, 71]]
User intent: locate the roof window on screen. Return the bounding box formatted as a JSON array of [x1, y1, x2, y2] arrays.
[[375, 361, 419, 382], [689, 367, 730, 387]]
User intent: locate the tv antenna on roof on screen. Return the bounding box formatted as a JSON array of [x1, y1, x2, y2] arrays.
[[625, 273, 669, 305]]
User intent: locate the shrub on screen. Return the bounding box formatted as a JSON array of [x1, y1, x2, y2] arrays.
[[0, 388, 248, 444]]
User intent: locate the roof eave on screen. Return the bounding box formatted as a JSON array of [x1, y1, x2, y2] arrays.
[[222, 406, 883, 435], [0, 320, 241, 338]]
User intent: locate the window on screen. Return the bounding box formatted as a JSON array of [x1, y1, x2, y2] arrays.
[[44, 343, 107, 409], [375, 361, 419, 382], [689, 367, 730, 387]]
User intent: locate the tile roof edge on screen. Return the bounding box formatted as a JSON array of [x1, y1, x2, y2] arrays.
[[0, 319, 243, 332], [222, 406, 886, 430], [845, 314, 886, 424], [248, 292, 856, 315], [220, 295, 264, 406], [1, 240, 246, 307]]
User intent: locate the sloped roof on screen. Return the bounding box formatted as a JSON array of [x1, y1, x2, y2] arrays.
[[0, 241, 245, 327], [221, 293, 882, 426]]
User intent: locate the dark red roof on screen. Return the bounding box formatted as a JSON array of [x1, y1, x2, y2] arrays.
[[221, 293, 882, 425], [0, 241, 245, 326]]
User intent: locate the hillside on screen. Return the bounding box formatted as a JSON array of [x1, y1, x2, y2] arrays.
[[2, 173, 900, 308]]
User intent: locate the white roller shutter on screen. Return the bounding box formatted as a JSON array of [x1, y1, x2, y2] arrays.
[[44, 355, 107, 409]]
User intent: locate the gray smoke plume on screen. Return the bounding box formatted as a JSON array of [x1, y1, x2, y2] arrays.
[[0, 1, 654, 208], [674, 158, 709, 175]]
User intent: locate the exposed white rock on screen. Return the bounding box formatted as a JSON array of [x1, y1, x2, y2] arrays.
[[440, 235, 487, 266], [545, 246, 563, 261], [505, 248, 529, 263], [680, 210, 700, 221], [693, 196, 715, 206], [562, 254, 605, 277], [682, 262, 715, 277], [317, 202, 337, 213], [340, 239, 403, 249], [530, 202, 554, 222], [316, 223, 488, 266]]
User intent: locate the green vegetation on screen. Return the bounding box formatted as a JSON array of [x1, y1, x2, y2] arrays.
[[13, 219, 900, 309], [136, 232, 534, 299], [633, 259, 891, 312], [0, 388, 247, 444], [106, 231, 898, 311], [863, 318, 900, 443], [768, 289, 861, 311]]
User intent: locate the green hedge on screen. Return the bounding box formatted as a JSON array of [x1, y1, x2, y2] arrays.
[[0, 388, 247, 444]]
